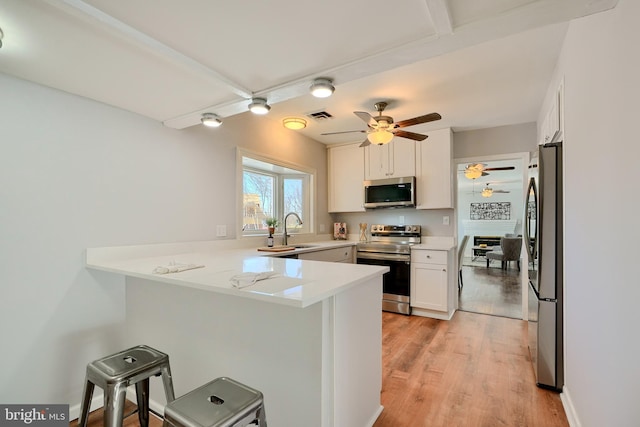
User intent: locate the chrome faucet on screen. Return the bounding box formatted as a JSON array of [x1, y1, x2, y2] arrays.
[[283, 212, 303, 246]]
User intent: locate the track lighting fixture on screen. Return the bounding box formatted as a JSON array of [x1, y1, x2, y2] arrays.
[[309, 78, 335, 98], [248, 98, 271, 115], [201, 113, 222, 127]]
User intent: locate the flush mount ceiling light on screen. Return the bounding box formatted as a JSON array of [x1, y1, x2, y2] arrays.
[[367, 129, 394, 145], [309, 78, 335, 98], [248, 98, 271, 115], [201, 113, 222, 127], [283, 117, 307, 130]]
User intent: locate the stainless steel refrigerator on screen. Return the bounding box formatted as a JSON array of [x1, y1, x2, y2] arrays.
[[525, 141, 563, 391]]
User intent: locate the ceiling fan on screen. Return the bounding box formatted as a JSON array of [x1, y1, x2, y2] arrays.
[[461, 163, 515, 179], [321, 101, 442, 147], [479, 182, 510, 197]]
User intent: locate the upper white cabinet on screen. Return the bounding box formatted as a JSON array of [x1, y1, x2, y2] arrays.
[[416, 128, 453, 209], [364, 139, 415, 180], [328, 143, 365, 213]]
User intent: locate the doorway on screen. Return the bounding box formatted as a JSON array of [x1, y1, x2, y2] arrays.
[[455, 153, 530, 319]]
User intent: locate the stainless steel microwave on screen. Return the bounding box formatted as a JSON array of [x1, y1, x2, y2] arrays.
[[364, 176, 416, 208]]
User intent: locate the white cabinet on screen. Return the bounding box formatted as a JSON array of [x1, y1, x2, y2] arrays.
[[410, 248, 455, 320], [364, 139, 415, 180], [298, 246, 354, 263], [416, 128, 453, 209], [328, 143, 365, 213]]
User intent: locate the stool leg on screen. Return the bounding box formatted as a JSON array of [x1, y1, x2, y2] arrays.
[[104, 382, 127, 427], [78, 379, 95, 427], [160, 364, 176, 402], [257, 405, 267, 426], [135, 379, 150, 427]]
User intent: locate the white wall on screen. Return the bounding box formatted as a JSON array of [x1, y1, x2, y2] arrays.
[[548, 1, 640, 425], [0, 73, 329, 406]]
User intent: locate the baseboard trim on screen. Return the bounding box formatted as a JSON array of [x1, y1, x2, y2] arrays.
[[560, 386, 581, 427], [366, 405, 384, 427], [69, 392, 104, 422]]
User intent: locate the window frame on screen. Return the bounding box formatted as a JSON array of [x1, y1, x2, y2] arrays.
[[237, 148, 315, 238]]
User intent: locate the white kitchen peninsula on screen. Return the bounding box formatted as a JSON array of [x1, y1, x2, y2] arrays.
[[86, 241, 387, 427]]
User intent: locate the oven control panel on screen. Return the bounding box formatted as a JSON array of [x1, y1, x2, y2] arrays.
[[370, 224, 421, 234]]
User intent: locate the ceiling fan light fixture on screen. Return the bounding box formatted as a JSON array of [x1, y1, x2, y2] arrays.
[[309, 78, 335, 98], [283, 117, 307, 130], [248, 98, 271, 115], [482, 185, 493, 198], [464, 168, 482, 180], [367, 129, 394, 145], [201, 113, 222, 127]]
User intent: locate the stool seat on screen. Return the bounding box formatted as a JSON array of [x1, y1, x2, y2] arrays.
[[79, 345, 175, 427], [163, 377, 266, 427]]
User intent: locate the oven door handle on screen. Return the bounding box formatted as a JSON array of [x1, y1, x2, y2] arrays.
[[357, 252, 410, 262]]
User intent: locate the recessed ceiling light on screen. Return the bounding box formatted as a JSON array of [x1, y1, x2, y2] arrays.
[[310, 78, 335, 98], [283, 117, 307, 130], [201, 113, 222, 127], [248, 98, 271, 115]]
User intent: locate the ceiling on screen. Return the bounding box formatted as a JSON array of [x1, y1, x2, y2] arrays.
[[0, 0, 618, 145]]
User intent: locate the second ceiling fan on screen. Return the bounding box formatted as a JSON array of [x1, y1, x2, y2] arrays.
[[321, 101, 442, 147]]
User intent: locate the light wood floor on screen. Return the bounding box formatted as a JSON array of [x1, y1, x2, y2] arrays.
[[458, 259, 523, 319], [373, 311, 568, 427], [73, 312, 567, 427]]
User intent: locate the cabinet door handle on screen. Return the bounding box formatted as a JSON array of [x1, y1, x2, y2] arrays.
[[442, 268, 447, 272]]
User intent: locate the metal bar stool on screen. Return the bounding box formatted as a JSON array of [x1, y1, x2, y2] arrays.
[[163, 377, 266, 427], [79, 345, 176, 427]]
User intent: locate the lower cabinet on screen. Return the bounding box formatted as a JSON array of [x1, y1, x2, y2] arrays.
[[410, 248, 456, 319], [298, 246, 354, 263]]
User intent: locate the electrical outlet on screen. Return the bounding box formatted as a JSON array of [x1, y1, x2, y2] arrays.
[[319, 224, 325, 233], [216, 225, 227, 237], [443, 216, 450, 225]]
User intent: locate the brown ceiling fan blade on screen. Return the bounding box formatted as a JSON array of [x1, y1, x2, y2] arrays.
[[359, 138, 371, 147], [393, 130, 428, 141], [395, 112, 442, 128], [484, 166, 515, 171], [354, 111, 377, 127], [321, 130, 367, 136]]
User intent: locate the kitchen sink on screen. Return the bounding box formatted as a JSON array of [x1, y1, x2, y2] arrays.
[[291, 244, 317, 249]]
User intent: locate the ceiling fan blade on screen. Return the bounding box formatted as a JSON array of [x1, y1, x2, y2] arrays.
[[395, 112, 442, 128], [483, 166, 515, 171], [393, 130, 428, 141], [359, 139, 371, 147], [493, 189, 511, 193], [321, 130, 366, 136], [354, 111, 377, 127]]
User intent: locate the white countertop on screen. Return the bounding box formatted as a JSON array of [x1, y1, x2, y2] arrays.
[[86, 240, 386, 308]]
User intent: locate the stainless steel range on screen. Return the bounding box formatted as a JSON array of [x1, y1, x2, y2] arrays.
[[356, 224, 421, 315]]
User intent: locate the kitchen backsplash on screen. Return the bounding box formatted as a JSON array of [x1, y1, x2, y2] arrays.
[[331, 208, 454, 237]]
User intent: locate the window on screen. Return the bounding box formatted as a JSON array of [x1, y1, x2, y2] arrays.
[[239, 150, 314, 236]]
